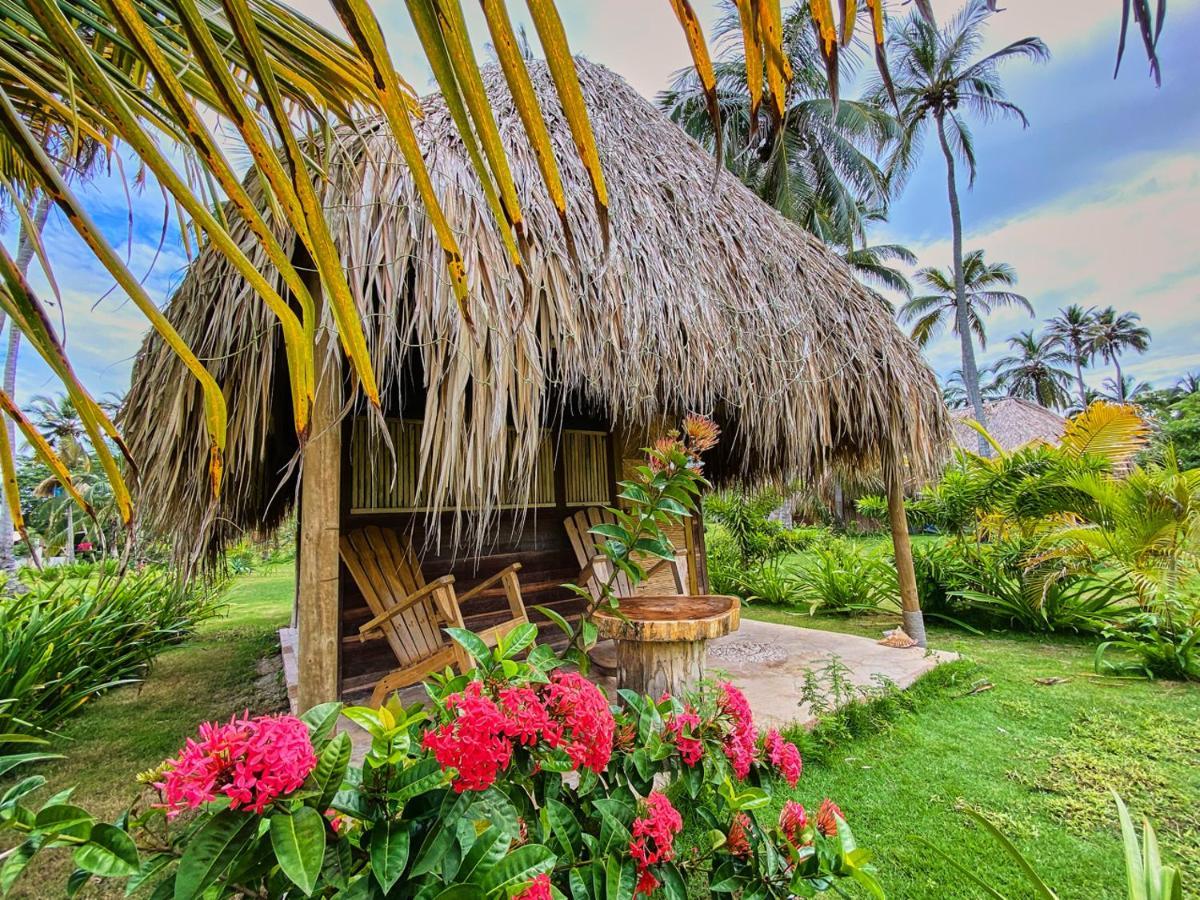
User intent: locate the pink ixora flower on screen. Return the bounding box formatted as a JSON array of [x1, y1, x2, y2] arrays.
[[514, 873, 552, 900], [156, 713, 316, 818], [630, 792, 684, 897], [541, 671, 615, 773], [422, 682, 514, 793], [665, 707, 704, 767], [763, 728, 803, 788], [727, 812, 752, 858], [718, 682, 757, 780]]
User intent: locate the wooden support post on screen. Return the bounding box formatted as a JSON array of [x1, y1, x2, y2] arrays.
[[297, 332, 343, 710], [886, 463, 925, 647]]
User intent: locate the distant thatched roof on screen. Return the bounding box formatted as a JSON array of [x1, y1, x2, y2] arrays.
[[951, 398, 1065, 452], [122, 59, 948, 555]]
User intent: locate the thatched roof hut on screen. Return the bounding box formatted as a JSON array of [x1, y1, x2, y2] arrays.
[[123, 59, 948, 705], [951, 398, 1065, 452]]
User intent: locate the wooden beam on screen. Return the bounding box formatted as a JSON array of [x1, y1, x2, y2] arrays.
[[885, 463, 926, 647], [297, 329, 343, 709]]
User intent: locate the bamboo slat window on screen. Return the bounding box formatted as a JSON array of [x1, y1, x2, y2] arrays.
[[562, 429, 610, 507], [350, 418, 556, 513]]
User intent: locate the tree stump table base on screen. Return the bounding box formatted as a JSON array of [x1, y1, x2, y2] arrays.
[[592, 595, 740, 699]]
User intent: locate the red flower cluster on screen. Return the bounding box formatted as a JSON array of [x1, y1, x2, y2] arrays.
[[665, 707, 704, 767], [816, 798, 844, 837], [718, 682, 757, 779], [779, 801, 809, 848], [424, 672, 614, 791], [727, 812, 752, 858], [514, 873, 552, 900], [422, 682, 515, 792], [542, 671, 615, 773], [156, 713, 316, 818], [630, 792, 683, 896], [763, 728, 803, 788]]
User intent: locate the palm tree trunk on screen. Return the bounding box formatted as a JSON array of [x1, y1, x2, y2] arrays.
[[1073, 354, 1087, 409], [1113, 356, 1125, 401], [0, 192, 52, 572], [936, 114, 988, 454], [65, 501, 75, 562]]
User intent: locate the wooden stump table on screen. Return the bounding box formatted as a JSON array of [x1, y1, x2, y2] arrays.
[[592, 595, 740, 699]]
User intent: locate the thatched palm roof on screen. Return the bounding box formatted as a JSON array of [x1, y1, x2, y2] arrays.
[[951, 398, 1065, 452], [122, 59, 948, 554]]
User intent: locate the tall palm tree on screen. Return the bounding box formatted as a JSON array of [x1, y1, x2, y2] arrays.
[[993, 329, 1074, 409], [659, 2, 899, 252], [28, 393, 88, 561], [1174, 372, 1200, 397], [941, 365, 1001, 409], [1102, 375, 1153, 404], [879, 1, 1048, 442], [1045, 304, 1097, 410], [1090, 307, 1151, 397], [898, 249, 1033, 349]]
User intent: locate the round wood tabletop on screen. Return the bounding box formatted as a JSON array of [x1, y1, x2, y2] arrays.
[[592, 595, 741, 642]]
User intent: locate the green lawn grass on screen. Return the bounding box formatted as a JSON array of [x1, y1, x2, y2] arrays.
[[746, 604, 1200, 899]]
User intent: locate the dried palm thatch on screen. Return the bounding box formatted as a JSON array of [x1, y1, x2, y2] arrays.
[[122, 59, 948, 558], [951, 398, 1066, 453]]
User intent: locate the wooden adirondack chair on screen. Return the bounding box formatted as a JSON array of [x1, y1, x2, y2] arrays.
[[340, 526, 528, 706], [563, 507, 689, 601]]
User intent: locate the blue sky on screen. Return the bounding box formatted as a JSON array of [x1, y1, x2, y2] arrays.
[[5, 0, 1199, 405]]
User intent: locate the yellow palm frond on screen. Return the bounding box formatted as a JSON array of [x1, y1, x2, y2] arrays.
[[1060, 401, 1150, 467]]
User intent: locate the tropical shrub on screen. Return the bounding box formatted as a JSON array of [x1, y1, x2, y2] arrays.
[[703, 489, 787, 562], [724, 555, 806, 605], [0, 568, 219, 748], [909, 540, 976, 619], [0, 627, 882, 898], [1094, 598, 1200, 681], [794, 539, 898, 614], [704, 521, 743, 596], [17, 556, 121, 583]]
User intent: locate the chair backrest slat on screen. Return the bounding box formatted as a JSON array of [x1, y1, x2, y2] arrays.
[[340, 526, 443, 666], [565, 507, 633, 598]]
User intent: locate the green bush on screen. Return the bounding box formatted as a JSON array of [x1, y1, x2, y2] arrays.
[[1095, 597, 1200, 680], [725, 555, 806, 605], [704, 521, 742, 595], [795, 538, 898, 613], [0, 568, 220, 748], [702, 489, 785, 561], [18, 557, 121, 584]]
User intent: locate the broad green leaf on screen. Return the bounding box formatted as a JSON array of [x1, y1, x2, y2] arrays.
[[270, 807, 326, 896], [501, 622, 538, 659], [370, 819, 411, 892], [1, 776, 45, 810], [605, 855, 635, 900], [301, 702, 345, 747], [125, 852, 173, 897], [479, 844, 555, 894], [174, 810, 259, 900], [445, 627, 491, 665], [546, 799, 581, 863], [458, 825, 507, 883], [34, 804, 94, 841], [390, 758, 447, 804], [308, 732, 352, 810], [0, 838, 39, 894], [73, 823, 139, 877]]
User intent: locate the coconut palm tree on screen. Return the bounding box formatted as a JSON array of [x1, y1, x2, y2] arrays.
[[1102, 375, 1153, 404], [28, 393, 89, 560], [879, 1, 1048, 442], [659, 2, 900, 251], [1046, 304, 1098, 410], [941, 365, 1003, 409], [993, 329, 1074, 409], [1090, 307, 1151, 396], [898, 250, 1033, 350]]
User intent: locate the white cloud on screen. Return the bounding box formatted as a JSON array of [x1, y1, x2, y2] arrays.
[[883, 151, 1200, 387]]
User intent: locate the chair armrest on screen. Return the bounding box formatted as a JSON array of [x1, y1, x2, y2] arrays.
[[359, 575, 456, 639], [645, 549, 689, 594], [457, 562, 524, 604]]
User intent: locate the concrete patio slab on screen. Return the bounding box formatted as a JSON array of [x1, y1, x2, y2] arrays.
[[281, 618, 955, 761]]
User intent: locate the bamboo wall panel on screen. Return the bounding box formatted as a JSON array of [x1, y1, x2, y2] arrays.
[[563, 430, 610, 506]]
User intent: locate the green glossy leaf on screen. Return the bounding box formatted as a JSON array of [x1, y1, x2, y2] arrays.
[[174, 810, 259, 900], [370, 819, 411, 892], [605, 856, 635, 900], [270, 807, 326, 895], [0, 838, 39, 893], [501, 622, 538, 659], [0, 752, 62, 779], [308, 731, 352, 810], [546, 799, 581, 862], [1, 776, 45, 810], [301, 702, 344, 747], [125, 852, 173, 896], [459, 825, 507, 883], [479, 844, 555, 893], [389, 758, 446, 803], [73, 823, 138, 876], [445, 627, 492, 665], [34, 804, 94, 840]]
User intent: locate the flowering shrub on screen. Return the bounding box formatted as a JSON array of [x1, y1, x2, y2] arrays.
[[0, 625, 881, 898]]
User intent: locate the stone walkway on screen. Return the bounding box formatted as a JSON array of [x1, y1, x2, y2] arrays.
[[282, 618, 955, 759]]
